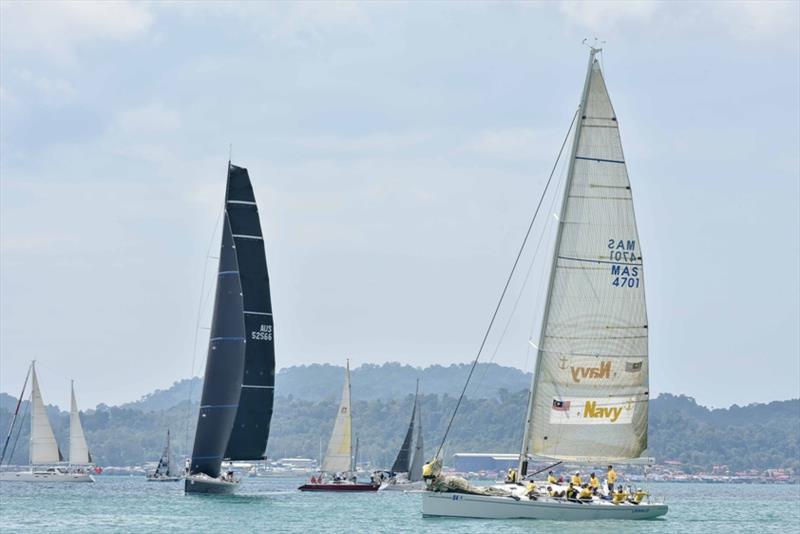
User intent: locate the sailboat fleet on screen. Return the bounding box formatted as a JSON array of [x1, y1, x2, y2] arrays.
[[1, 47, 667, 522]]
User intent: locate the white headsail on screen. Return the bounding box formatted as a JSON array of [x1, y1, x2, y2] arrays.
[[524, 50, 649, 463], [321, 361, 353, 473], [69, 381, 92, 465], [29, 364, 62, 465]]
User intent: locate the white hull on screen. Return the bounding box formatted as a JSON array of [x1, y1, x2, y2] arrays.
[[184, 474, 238, 494], [0, 470, 95, 483], [379, 480, 426, 492], [422, 492, 668, 520]]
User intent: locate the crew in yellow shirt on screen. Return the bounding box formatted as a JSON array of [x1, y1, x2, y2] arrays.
[[607, 465, 617, 492], [589, 473, 600, 494], [612, 486, 628, 504], [570, 471, 582, 486], [547, 471, 558, 485], [631, 488, 649, 504], [578, 484, 593, 501], [525, 480, 538, 500]]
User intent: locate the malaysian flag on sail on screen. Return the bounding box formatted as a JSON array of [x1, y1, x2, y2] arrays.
[[552, 399, 571, 411], [625, 361, 643, 372]]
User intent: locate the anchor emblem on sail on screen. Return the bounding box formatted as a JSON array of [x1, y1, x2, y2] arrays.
[[558, 356, 569, 370]]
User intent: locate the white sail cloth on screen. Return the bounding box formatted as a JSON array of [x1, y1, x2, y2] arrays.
[[69, 382, 91, 464], [527, 60, 649, 462], [322, 364, 352, 473], [29, 365, 62, 465]]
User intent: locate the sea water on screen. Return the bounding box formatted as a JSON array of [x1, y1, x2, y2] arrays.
[[1, 477, 798, 533]]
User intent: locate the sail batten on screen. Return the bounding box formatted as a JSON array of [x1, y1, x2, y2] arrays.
[[321, 363, 353, 474], [523, 52, 649, 463]]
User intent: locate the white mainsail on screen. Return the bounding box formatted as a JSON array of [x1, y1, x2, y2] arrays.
[[29, 364, 62, 465], [524, 51, 649, 463], [69, 381, 92, 465], [321, 361, 353, 473]]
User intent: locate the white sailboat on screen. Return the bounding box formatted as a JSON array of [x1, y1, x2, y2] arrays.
[[422, 46, 667, 520], [299, 361, 377, 491], [147, 430, 181, 481], [0, 363, 94, 483]]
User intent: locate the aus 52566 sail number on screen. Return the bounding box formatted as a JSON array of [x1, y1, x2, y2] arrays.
[[251, 324, 273, 341]]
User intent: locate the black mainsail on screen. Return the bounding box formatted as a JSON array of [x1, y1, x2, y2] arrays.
[[391, 394, 417, 473], [188, 163, 275, 482]]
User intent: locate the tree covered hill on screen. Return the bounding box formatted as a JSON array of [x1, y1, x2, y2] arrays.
[[1, 365, 797, 473]]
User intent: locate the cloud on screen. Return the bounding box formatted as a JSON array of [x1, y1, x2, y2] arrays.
[[0, 1, 153, 64], [558, 0, 798, 46]]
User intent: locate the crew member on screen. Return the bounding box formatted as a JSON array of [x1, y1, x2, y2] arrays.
[[525, 480, 538, 500], [505, 468, 518, 484], [570, 471, 582, 486], [547, 470, 558, 485], [578, 483, 593, 501], [607, 465, 617, 493], [589, 472, 600, 494]]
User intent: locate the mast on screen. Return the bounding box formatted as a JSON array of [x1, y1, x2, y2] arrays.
[[518, 46, 600, 476], [166, 430, 171, 476], [348, 360, 354, 473]]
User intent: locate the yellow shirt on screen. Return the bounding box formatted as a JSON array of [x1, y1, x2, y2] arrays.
[[607, 469, 617, 483], [578, 487, 593, 499], [612, 490, 627, 504], [589, 476, 599, 488], [547, 474, 557, 484], [570, 474, 582, 486], [526, 482, 536, 494]]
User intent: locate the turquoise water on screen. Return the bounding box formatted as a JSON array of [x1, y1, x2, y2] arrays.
[[1, 477, 798, 533]]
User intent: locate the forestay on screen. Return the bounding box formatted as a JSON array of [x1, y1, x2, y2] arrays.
[[526, 56, 649, 462], [69, 381, 92, 464], [409, 395, 424, 482], [322, 364, 353, 473], [29, 365, 63, 465]]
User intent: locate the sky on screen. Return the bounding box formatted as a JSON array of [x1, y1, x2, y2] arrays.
[[1, 1, 798, 410]]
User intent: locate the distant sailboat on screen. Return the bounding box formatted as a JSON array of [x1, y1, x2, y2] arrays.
[[147, 430, 180, 481], [298, 361, 378, 492], [422, 46, 668, 520], [0, 362, 94, 482], [379, 381, 425, 491], [184, 162, 276, 495]]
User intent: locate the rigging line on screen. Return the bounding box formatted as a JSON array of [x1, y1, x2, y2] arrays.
[[6, 405, 29, 467], [0, 362, 32, 465], [434, 108, 579, 461], [184, 202, 225, 454]]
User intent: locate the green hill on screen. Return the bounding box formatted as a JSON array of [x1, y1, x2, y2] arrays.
[[1, 366, 797, 473]]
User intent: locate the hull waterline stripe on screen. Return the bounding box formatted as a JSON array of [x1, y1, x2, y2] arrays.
[[210, 337, 246, 342], [200, 404, 238, 409], [218, 271, 239, 276], [190, 455, 223, 460], [241, 385, 274, 389], [575, 156, 625, 164], [244, 311, 272, 316], [232, 234, 263, 240], [227, 200, 257, 206]]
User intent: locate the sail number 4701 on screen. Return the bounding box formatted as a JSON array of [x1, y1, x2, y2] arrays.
[[608, 238, 640, 289]]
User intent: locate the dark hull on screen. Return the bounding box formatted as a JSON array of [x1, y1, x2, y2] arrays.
[[298, 483, 378, 492], [184, 475, 238, 494]]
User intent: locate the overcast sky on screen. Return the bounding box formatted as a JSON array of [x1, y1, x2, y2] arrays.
[[1, 1, 798, 410]]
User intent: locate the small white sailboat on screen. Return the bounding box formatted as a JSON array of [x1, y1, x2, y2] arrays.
[[299, 361, 377, 492], [422, 45, 667, 520], [0, 363, 94, 483], [379, 381, 426, 491], [147, 430, 181, 481]]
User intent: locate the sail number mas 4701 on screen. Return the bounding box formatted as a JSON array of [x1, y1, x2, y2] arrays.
[[251, 324, 273, 342], [608, 239, 640, 289]]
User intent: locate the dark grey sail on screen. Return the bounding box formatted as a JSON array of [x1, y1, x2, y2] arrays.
[[223, 164, 276, 461], [391, 397, 417, 473], [189, 211, 247, 479]]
